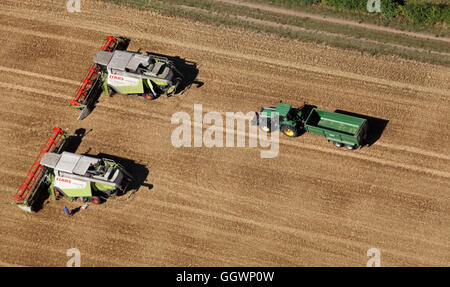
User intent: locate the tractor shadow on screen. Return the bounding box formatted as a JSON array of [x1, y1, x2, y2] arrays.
[[32, 129, 91, 212], [90, 153, 152, 196], [334, 110, 389, 147], [145, 52, 203, 94]]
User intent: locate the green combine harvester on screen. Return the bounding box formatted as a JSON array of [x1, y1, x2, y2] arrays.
[[13, 127, 134, 212], [253, 102, 369, 150], [70, 36, 183, 120]]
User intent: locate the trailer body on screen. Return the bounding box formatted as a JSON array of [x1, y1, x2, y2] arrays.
[[304, 108, 368, 148]]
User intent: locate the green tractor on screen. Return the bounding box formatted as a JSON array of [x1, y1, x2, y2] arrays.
[[252, 102, 306, 138], [253, 102, 369, 150]]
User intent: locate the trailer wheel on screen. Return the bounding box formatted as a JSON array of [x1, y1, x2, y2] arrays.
[[345, 144, 356, 150], [333, 141, 344, 148], [90, 196, 103, 205], [281, 124, 298, 137]]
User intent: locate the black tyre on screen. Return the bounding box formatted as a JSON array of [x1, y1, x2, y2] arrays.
[[333, 141, 344, 148], [280, 124, 298, 138]]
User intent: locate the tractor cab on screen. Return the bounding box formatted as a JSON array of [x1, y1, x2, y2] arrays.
[[254, 102, 308, 137]]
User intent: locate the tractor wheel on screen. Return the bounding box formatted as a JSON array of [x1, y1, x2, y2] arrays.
[[90, 196, 103, 205], [259, 119, 272, 133], [333, 141, 344, 148], [281, 124, 298, 137], [143, 93, 158, 100], [260, 125, 272, 133], [345, 144, 356, 150]]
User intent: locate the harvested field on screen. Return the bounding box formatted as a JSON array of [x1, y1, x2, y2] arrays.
[[0, 0, 449, 266]]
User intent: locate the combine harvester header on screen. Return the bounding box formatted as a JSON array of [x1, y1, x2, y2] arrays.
[[14, 127, 67, 212]]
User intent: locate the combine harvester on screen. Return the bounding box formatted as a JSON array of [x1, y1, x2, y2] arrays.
[[253, 102, 369, 150], [70, 36, 183, 120], [13, 127, 133, 212]]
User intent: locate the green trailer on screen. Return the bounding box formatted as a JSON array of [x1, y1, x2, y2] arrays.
[[253, 103, 369, 150], [304, 108, 368, 150]]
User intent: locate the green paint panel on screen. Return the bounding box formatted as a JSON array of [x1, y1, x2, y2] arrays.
[[110, 79, 144, 94], [275, 103, 292, 117], [61, 184, 92, 197], [94, 182, 116, 191], [305, 108, 367, 146]]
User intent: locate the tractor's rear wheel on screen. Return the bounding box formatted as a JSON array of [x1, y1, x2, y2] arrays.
[[90, 196, 103, 205], [333, 141, 344, 148], [281, 124, 298, 137]]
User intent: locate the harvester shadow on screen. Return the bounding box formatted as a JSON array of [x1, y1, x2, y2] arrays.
[[87, 153, 152, 196], [145, 52, 203, 94], [334, 110, 389, 147], [62, 128, 92, 153]]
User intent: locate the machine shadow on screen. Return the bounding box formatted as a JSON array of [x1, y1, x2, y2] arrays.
[[90, 153, 152, 195], [145, 51, 203, 94], [334, 110, 389, 147]]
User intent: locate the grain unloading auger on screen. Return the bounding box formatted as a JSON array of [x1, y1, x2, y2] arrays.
[[69, 36, 130, 120], [14, 127, 67, 212]]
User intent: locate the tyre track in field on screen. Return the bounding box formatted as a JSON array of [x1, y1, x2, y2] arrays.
[[3, 77, 448, 180], [1, 0, 449, 267], [0, 9, 448, 98]]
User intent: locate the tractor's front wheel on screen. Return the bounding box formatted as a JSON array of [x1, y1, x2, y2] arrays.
[[281, 124, 298, 137], [260, 125, 272, 133], [259, 119, 272, 133]]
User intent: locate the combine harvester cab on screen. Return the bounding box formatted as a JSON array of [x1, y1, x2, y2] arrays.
[[13, 127, 134, 212], [70, 36, 183, 120]]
